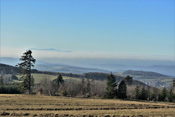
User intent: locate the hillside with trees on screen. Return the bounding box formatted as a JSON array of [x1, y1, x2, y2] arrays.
[[122, 70, 174, 88], [0, 50, 174, 103]]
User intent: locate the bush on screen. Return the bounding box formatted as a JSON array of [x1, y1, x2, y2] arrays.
[[62, 89, 68, 96], [0, 85, 22, 94]]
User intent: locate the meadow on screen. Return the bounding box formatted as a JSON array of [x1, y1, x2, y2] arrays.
[[0, 94, 175, 117], [16, 73, 80, 83], [14, 73, 173, 88]]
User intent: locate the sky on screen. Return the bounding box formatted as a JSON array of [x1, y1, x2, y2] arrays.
[[0, 0, 175, 61]]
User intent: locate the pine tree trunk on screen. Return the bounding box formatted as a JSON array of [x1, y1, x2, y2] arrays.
[[28, 57, 31, 94]]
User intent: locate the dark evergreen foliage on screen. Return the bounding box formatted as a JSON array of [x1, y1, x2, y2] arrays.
[[18, 50, 36, 94], [160, 87, 168, 101], [135, 84, 140, 99], [118, 80, 127, 99], [11, 75, 18, 80], [140, 87, 148, 100], [168, 88, 174, 102], [0, 76, 4, 85], [0, 85, 22, 94], [124, 75, 133, 85], [62, 89, 68, 96], [56, 74, 64, 86], [105, 73, 117, 99]]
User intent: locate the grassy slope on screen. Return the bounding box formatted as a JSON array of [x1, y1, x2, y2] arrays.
[[16, 73, 80, 83], [119, 72, 173, 87], [131, 75, 173, 86], [0, 94, 175, 116]]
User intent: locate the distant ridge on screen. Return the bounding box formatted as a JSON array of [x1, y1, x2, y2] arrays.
[[0, 63, 38, 74], [0, 63, 19, 74], [1, 63, 169, 88], [122, 70, 174, 88], [1, 57, 175, 76], [123, 70, 168, 77]]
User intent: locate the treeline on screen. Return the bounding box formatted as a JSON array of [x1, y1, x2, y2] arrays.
[[0, 85, 22, 94], [0, 76, 22, 94], [33, 73, 175, 102], [1, 71, 175, 102], [104, 73, 175, 102], [133, 85, 174, 102]]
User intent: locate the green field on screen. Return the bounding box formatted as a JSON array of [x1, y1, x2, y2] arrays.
[[0, 94, 175, 116], [120, 73, 173, 87], [16, 73, 80, 83], [133, 76, 173, 86]]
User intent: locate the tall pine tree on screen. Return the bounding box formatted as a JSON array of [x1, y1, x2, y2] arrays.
[[168, 88, 174, 102], [56, 73, 64, 86], [18, 50, 35, 94], [140, 86, 148, 100], [105, 73, 117, 99], [118, 80, 127, 99], [135, 84, 140, 99], [161, 87, 168, 101]]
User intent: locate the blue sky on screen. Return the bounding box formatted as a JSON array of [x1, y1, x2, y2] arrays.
[[1, 0, 175, 61]]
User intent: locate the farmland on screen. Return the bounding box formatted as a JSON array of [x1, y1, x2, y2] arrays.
[[0, 94, 175, 116]]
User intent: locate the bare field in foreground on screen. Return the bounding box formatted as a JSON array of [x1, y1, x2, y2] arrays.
[[0, 94, 175, 117]]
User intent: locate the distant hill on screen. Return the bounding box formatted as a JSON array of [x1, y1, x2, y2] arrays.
[[0, 63, 109, 74], [1, 63, 173, 88], [0, 63, 38, 75], [122, 70, 174, 88], [123, 70, 168, 77], [0, 63, 19, 74], [146, 65, 175, 77], [0, 63, 148, 88], [1, 57, 175, 76], [35, 63, 109, 74], [0, 57, 109, 74]]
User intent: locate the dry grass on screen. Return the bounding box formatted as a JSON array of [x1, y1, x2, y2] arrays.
[[0, 94, 175, 116]]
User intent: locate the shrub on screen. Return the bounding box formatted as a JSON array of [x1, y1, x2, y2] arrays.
[[0, 85, 22, 94]]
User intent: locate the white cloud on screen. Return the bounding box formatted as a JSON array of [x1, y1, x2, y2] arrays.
[[30, 48, 72, 53]]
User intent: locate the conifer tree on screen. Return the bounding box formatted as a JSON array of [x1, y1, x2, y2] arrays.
[[118, 80, 127, 99], [147, 88, 151, 100], [125, 75, 133, 85], [55, 73, 64, 94], [135, 84, 140, 99], [161, 87, 168, 101], [18, 50, 35, 94], [105, 73, 117, 99], [140, 86, 148, 100], [151, 88, 159, 101], [56, 73, 64, 86], [168, 88, 174, 102], [0, 76, 3, 85]]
